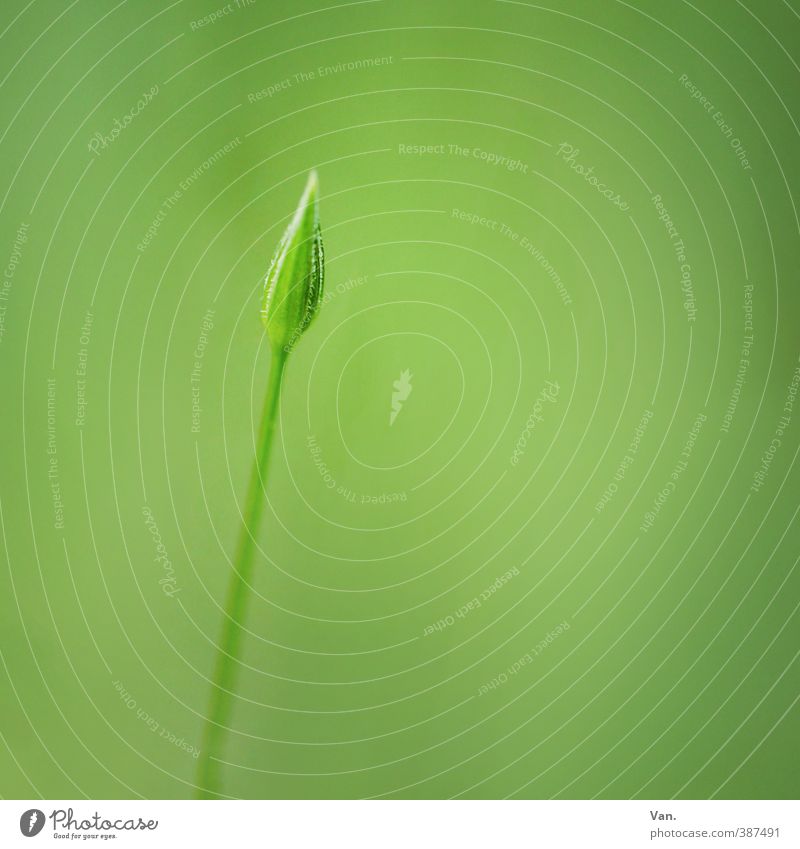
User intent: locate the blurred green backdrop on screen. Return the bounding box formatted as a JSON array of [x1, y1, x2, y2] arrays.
[[1, 0, 799, 799]]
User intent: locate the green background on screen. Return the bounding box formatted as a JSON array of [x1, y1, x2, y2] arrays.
[[1, 0, 799, 799]]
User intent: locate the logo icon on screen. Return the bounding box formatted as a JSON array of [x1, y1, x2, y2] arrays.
[[390, 369, 413, 425], [19, 809, 45, 837]]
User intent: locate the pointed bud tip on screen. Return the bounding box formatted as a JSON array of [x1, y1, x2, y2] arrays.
[[304, 169, 319, 202]]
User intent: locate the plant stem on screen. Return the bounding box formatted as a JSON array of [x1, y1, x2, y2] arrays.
[[196, 348, 288, 799]]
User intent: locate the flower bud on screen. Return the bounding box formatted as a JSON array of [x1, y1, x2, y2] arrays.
[[261, 170, 324, 353]]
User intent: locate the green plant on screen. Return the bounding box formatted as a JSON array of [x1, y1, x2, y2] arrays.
[[196, 171, 324, 798]]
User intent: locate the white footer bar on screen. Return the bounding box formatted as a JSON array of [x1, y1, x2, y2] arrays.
[[2, 800, 797, 847]]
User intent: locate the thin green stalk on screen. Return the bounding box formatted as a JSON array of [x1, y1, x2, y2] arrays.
[[196, 349, 287, 798], [195, 170, 323, 799]]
